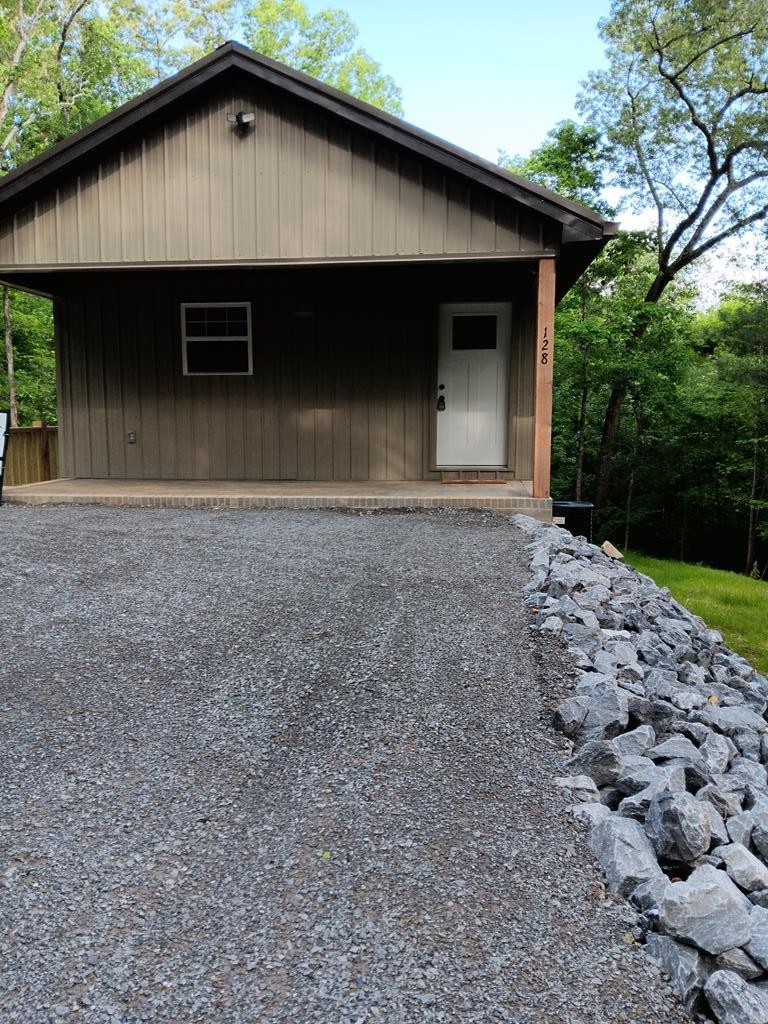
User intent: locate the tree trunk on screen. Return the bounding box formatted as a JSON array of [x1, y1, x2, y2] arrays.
[[593, 274, 674, 508], [593, 384, 625, 506], [623, 410, 642, 551], [2, 286, 17, 427]]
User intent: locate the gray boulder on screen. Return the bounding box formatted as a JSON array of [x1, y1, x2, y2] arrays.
[[719, 844, 768, 893], [646, 790, 712, 862], [553, 696, 589, 738], [746, 906, 768, 970], [588, 814, 663, 896], [644, 933, 710, 1009], [554, 775, 600, 804], [713, 948, 762, 981], [658, 865, 753, 954], [592, 650, 618, 675], [579, 684, 629, 740], [731, 757, 768, 790], [630, 874, 670, 912], [574, 671, 616, 694], [752, 809, 768, 860], [616, 762, 686, 797], [697, 783, 744, 820], [614, 726, 657, 758], [727, 811, 756, 849], [679, 721, 716, 745], [735, 730, 763, 761], [709, 705, 767, 737], [539, 615, 562, 633], [702, 801, 731, 847], [679, 661, 708, 688], [704, 970, 768, 1024], [649, 736, 702, 763], [563, 739, 624, 787], [671, 689, 708, 712], [618, 770, 690, 821], [571, 802, 611, 828]]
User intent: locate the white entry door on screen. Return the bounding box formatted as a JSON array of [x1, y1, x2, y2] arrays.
[[436, 302, 511, 467]]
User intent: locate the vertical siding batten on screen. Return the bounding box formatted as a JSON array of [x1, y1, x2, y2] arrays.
[[143, 130, 167, 262], [373, 145, 398, 256], [84, 296, 109, 475], [302, 111, 327, 259], [325, 121, 351, 257], [102, 281, 127, 478]]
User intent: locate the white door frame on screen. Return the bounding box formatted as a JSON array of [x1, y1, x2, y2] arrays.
[[435, 302, 511, 468]]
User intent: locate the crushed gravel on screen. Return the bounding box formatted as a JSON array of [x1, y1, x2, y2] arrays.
[[0, 505, 691, 1023]]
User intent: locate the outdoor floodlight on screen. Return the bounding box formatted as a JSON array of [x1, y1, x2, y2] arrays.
[[226, 111, 256, 133]]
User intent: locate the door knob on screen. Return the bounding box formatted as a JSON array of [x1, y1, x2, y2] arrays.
[[437, 395, 446, 411]]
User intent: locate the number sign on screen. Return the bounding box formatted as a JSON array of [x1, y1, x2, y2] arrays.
[[540, 326, 550, 365]]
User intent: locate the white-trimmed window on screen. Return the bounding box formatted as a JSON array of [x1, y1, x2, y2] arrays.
[[181, 302, 252, 375]]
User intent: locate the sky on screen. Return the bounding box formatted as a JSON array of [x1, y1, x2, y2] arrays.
[[309, 0, 613, 163], [301, 0, 760, 300]]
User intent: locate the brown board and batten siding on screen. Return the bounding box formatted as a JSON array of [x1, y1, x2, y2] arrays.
[[0, 88, 557, 270], [52, 265, 536, 482], [0, 43, 617, 496]]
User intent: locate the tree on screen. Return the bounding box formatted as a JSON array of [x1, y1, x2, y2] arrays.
[[2, 286, 16, 425], [499, 119, 610, 214], [243, 0, 402, 113], [694, 284, 768, 573], [579, 0, 768, 505], [0, 0, 403, 425], [114, 0, 403, 114]]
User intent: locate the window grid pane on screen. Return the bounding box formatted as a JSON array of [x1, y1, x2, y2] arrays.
[[182, 303, 252, 375], [184, 305, 249, 339]]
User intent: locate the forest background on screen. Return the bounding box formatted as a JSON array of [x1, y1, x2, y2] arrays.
[[1, 0, 766, 576]]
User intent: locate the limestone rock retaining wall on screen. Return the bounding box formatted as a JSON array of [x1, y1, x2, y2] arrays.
[[514, 515, 768, 1024]]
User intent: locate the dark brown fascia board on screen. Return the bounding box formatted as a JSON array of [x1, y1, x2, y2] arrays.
[[0, 41, 614, 241]]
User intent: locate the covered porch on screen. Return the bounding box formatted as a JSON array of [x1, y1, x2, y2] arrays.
[[3, 476, 551, 517]]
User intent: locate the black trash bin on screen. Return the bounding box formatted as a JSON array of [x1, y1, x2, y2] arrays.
[[552, 500, 594, 542]]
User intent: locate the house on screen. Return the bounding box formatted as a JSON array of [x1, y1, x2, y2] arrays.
[[0, 42, 615, 510]]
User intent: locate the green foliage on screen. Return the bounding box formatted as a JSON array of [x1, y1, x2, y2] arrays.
[[242, 0, 402, 113], [510, 103, 768, 575], [582, 283, 768, 576], [110, 0, 403, 114], [499, 120, 611, 214], [580, 0, 768, 273], [0, 0, 403, 426], [0, 291, 56, 423], [626, 550, 768, 674]]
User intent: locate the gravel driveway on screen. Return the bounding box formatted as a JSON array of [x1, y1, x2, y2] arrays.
[[0, 506, 689, 1024]]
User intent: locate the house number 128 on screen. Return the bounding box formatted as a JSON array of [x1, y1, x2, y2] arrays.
[[541, 327, 550, 365]]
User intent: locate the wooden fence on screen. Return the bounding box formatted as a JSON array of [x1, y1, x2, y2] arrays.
[[5, 424, 59, 486]]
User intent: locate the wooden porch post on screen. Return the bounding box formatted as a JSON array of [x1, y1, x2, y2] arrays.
[[533, 258, 555, 499]]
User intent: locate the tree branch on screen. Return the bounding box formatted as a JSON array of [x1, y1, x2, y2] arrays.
[[55, 0, 92, 115], [685, 169, 768, 253], [649, 18, 719, 174], [627, 84, 666, 258], [669, 204, 768, 275]]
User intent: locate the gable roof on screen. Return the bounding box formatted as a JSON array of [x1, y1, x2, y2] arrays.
[[0, 42, 616, 290]]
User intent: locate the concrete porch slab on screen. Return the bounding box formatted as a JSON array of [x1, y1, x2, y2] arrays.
[[3, 479, 552, 518]]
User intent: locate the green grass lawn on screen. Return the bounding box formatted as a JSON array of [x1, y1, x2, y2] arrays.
[[624, 551, 768, 676]]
